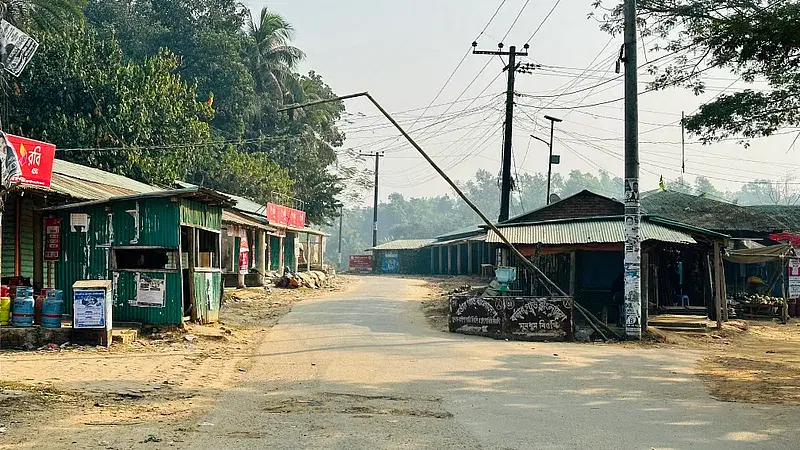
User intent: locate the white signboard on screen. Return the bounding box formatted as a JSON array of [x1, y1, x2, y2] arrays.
[[74, 289, 107, 329], [136, 274, 165, 307], [70, 213, 89, 232], [789, 258, 800, 300], [0, 20, 39, 77]]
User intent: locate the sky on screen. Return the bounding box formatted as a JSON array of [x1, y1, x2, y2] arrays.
[[245, 0, 800, 205]]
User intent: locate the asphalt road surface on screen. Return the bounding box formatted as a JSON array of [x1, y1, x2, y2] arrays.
[[188, 276, 800, 449]]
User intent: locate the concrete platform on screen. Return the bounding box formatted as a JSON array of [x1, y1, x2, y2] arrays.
[[0, 325, 71, 349], [649, 314, 713, 333]]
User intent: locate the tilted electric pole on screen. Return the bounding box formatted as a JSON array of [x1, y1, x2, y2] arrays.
[[360, 151, 384, 248], [623, 0, 642, 339], [472, 42, 529, 222]]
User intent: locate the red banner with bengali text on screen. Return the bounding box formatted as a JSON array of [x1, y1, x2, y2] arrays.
[[266, 202, 306, 228], [8, 134, 55, 187]]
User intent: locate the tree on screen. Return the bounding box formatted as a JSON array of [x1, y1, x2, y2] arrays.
[[594, 1, 800, 142], [7, 23, 214, 185], [0, 0, 84, 33], [736, 177, 800, 205], [246, 7, 305, 102]]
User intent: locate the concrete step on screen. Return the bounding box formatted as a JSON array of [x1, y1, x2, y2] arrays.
[[649, 320, 708, 329], [652, 326, 710, 334], [111, 328, 139, 344]]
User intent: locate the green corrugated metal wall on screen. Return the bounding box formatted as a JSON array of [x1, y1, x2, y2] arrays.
[[2, 195, 37, 280], [180, 199, 222, 229], [285, 234, 295, 270], [113, 271, 182, 324], [56, 198, 183, 324], [270, 236, 281, 269], [2, 195, 16, 277], [55, 197, 223, 325], [193, 271, 221, 323]]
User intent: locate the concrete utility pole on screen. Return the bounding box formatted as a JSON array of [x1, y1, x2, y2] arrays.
[[360, 151, 384, 248], [337, 205, 343, 269], [472, 42, 529, 222], [681, 111, 686, 173], [623, 0, 642, 339]]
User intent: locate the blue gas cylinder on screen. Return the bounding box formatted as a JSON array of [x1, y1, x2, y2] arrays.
[[41, 289, 64, 328], [11, 286, 34, 327]]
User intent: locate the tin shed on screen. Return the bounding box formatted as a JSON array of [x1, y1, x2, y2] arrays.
[[46, 188, 231, 325]]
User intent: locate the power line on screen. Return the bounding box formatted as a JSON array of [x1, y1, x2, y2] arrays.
[[525, 0, 562, 44]]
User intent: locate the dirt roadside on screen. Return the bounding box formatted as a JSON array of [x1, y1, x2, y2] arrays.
[[422, 276, 800, 406], [0, 275, 358, 449]]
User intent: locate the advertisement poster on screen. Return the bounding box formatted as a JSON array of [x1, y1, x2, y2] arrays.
[[44, 217, 61, 261], [266, 202, 306, 228], [74, 289, 107, 329], [789, 259, 800, 300], [136, 275, 165, 307], [0, 20, 39, 77], [7, 134, 55, 187], [239, 236, 250, 273]]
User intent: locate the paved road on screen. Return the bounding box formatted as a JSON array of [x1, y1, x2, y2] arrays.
[[189, 277, 800, 449]]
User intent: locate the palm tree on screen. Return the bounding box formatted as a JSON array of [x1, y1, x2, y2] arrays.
[[0, 0, 83, 33], [246, 7, 305, 102]]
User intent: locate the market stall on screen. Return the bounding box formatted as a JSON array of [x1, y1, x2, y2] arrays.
[[724, 244, 797, 322]]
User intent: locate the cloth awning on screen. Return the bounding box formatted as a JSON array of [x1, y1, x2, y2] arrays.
[[724, 243, 797, 264]]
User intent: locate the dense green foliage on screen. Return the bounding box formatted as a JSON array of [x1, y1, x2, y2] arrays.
[[594, 1, 800, 142], [2, 0, 355, 224]]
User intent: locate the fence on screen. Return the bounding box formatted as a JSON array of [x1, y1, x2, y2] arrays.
[[449, 295, 573, 341]]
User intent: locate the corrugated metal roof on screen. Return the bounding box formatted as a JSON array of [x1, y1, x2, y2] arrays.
[[176, 181, 266, 216], [428, 233, 487, 247], [52, 159, 161, 197], [43, 187, 232, 211], [223, 210, 273, 230], [486, 218, 696, 245], [369, 239, 435, 251]]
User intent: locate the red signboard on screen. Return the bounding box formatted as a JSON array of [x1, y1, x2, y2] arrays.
[[44, 218, 61, 261], [348, 255, 373, 273], [266, 202, 306, 228], [8, 134, 56, 187]]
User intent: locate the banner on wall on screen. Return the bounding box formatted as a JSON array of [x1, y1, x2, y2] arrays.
[[266, 202, 306, 228], [7, 134, 55, 187]]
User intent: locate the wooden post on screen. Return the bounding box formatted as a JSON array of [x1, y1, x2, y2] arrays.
[[713, 241, 723, 329], [236, 233, 245, 289], [447, 246, 452, 275], [569, 252, 577, 296], [306, 233, 312, 272], [721, 257, 729, 321], [467, 243, 473, 275], [257, 230, 266, 286], [279, 236, 285, 273], [188, 228, 197, 322], [430, 247, 435, 274], [456, 244, 462, 275], [438, 246, 443, 275]]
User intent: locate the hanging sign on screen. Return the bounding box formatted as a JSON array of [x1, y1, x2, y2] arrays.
[[239, 236, 250, 273], [0, 20, 39, 77], [7, 134, 55, 187], [266, 202, 306, 228], [789, 258, 800, 300], [44, 218, 61, 261]]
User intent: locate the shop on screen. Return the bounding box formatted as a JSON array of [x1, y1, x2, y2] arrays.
[[724, 244, 797, 321], [45, 187, 231, 325]]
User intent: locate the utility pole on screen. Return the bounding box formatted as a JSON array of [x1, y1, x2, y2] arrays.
[[472, 42, 529, 222], [622, 0, 642, 339], [337, 205, 343, 269], [360, 151, 384, 248], [544, 115, 562, 204], [681, 111, 686, 173]]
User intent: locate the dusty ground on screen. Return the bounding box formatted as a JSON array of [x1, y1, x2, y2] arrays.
[[419, 276, 487, 332], [0, 276, 356, 449]]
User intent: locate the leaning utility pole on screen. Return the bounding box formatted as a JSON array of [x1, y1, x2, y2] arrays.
[[360, 151, 384, 248], [623, 0, 642, 339], [472, 42, 529, 222]]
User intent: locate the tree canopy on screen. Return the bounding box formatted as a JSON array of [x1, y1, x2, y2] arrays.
[[4, 0, 358, 225], [594, 0, 800, 142]]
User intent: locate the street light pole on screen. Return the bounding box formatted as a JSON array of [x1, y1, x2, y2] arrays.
[[544, 115, 562, 205]]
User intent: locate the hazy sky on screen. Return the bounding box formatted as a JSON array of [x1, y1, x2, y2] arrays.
[[246, 0, 799, 204]]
